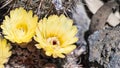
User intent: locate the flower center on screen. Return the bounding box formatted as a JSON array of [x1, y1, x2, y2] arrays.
[[47, 37, 60, 45], [16, 23, 28, 34], [15, 23, 28, 38]]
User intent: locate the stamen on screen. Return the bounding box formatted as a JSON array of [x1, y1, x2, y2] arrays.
[[47, 37, 60, 45]]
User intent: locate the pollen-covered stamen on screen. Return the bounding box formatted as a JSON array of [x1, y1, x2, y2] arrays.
[[47, 37, 60, 45]]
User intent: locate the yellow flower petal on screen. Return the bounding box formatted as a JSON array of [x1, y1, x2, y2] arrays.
[[59, 45, 76, 54], [45, 51, 52, 56], [0, 65, 4, 68]]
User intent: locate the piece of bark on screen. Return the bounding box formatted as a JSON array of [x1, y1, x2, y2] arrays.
[[89, 1, 119, 34], [85, 0, 120, 27]]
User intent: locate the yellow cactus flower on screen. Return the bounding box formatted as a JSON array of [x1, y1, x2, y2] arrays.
[[34, 15, 78, 58], [0, 35, 12, 68], [1, 7, 38, 45]]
